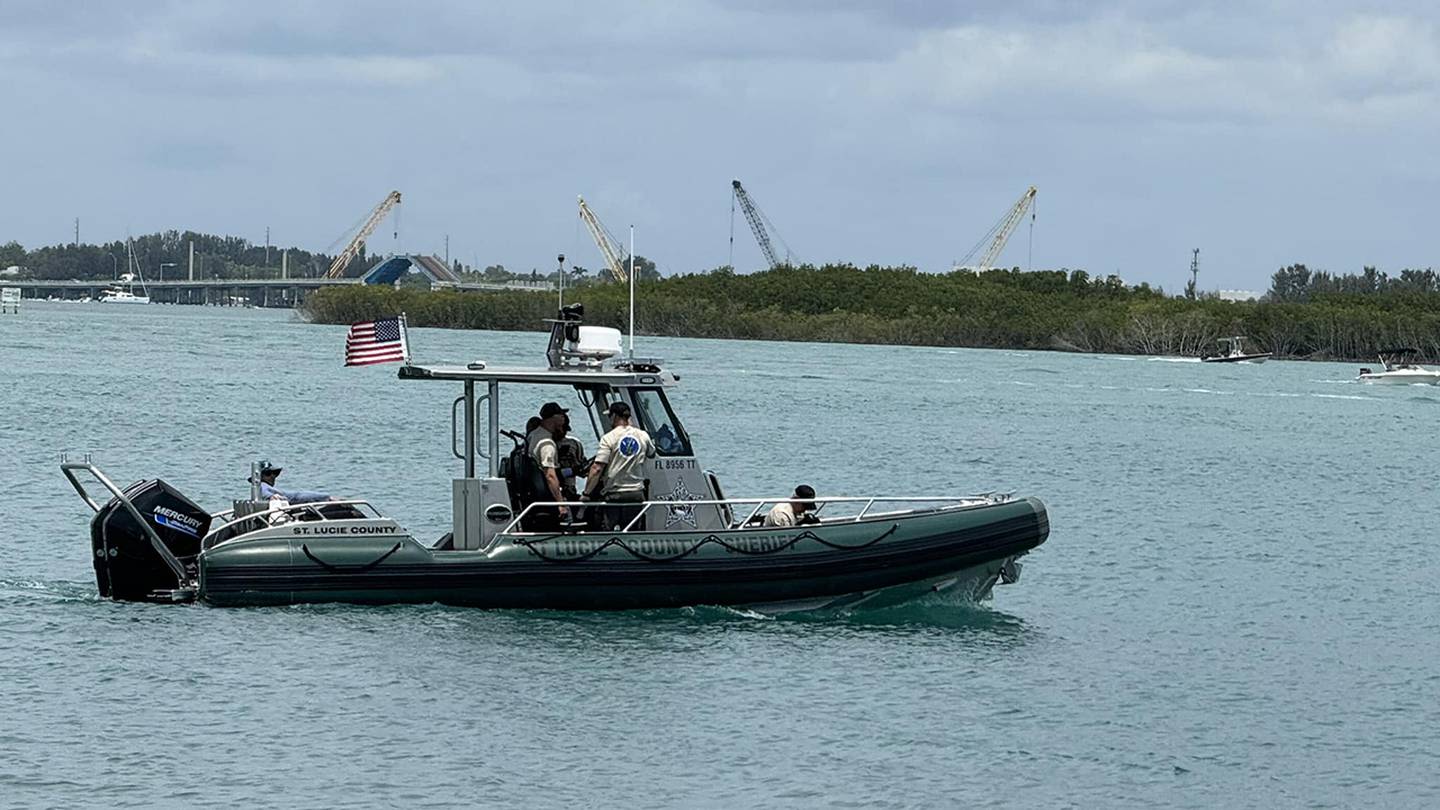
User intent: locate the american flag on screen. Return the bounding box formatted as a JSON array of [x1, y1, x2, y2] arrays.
[[345, 315, 409, 366]]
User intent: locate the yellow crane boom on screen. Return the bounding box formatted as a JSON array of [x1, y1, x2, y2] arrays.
[[326, 190, 402, 279], [957, 186, 1037, 272], [577, 195, 628, 283]]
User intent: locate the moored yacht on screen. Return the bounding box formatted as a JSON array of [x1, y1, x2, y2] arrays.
[[61, 306, 1050, 611], [99, 241, 151, 304], [97, 284, 150, 304]]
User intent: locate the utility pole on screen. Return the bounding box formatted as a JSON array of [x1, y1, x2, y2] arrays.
[[266, 227, 271, 266], [1186, 248, 1200, 300], [445, 234, 450, 268], [74, 218, 79, 247], [188, 240, 195, 281], [557, 253, 566, 309]]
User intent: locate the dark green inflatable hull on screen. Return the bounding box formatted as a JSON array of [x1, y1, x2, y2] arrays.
[[199, 497, 1049, 610]]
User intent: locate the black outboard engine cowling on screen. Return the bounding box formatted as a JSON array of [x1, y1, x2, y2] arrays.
[[91, 479, 210, 602]]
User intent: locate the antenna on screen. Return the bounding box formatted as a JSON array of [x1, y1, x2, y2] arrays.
[[1188, 248, 1200, 299], [628, 226, 635, 357], [557, 253, 566, 310]]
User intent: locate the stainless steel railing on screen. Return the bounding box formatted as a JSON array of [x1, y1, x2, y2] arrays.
[[204, 500, 385, 548], [59, 459, 189, 584], [499, 493, 1011, 536]]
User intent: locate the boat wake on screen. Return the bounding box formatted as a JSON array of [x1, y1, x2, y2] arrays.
[[785, 595, 1027, 632], [0, 578, 99, 603]]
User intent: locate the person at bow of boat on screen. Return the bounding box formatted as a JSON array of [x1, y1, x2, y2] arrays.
[[582, 401, 656, 530], [251, 462, 333, 504], [527, 402, 572, 527], [763, 485, 818, 527]]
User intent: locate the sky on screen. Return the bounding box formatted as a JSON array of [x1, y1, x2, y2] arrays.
[[2, 0, 1439, 291]]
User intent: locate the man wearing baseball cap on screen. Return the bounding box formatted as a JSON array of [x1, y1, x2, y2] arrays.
[[249, 461, 333, 504], [526, 401, 572, 528], [583, 400, 657, 530], [763, 484, 817, 527]]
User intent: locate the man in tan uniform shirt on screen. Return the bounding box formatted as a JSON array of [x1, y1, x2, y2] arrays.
[[764, 484, 817, 527], [526, 401, 571, 528]]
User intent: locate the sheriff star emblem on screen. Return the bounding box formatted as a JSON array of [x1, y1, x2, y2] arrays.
[[664, 478, 700, 528]]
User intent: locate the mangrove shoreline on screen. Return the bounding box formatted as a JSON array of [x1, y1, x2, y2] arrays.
[[301, 265, 1440, 363]]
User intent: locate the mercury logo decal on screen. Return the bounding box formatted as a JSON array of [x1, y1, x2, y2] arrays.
[[152, 506, 201, 537]]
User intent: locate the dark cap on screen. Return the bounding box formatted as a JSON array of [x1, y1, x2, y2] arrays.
[[540, 402, 569, 419], [606, 401, 632, 418], [248, 460, 282, 483], [793, 484, 816, 509]]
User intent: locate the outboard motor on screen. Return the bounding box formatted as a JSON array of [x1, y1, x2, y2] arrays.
[[91, 479, 210, 602]]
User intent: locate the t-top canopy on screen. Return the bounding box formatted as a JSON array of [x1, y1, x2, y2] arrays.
[[398, 363, 676, 387]]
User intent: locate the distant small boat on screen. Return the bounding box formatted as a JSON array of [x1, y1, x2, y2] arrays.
[[1358, 348, 1440, 385], [1201, 336, 1270, 363]]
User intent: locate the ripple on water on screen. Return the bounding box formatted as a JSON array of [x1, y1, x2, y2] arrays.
[[5, 303, 1440, 807]]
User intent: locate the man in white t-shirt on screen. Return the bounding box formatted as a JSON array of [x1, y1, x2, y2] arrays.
[[583, 401, 656, 530]]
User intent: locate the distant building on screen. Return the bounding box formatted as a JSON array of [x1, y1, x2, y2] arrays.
[[1217, 289, 1261, 302], [1, 266, 21, 277]]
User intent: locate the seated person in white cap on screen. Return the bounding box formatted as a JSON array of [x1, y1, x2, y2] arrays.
[[252, 462, 333, 504]]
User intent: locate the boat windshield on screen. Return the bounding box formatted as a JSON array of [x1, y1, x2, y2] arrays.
[[631, 388, 692, 456]]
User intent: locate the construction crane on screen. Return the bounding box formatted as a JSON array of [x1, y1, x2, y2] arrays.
[[577, 195, 628, 283], [956, 186, 1037, 272], [325, 190, 402, 279], [731, 179, 798, 269]]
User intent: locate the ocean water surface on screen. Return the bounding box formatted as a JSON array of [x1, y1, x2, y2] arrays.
[[2, 302, 1438, 808]]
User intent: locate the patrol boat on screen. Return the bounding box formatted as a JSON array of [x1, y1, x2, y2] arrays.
[[61, 307, 1050, 611]]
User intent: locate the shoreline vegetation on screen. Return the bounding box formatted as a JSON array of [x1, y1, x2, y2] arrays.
[[302, 263, 1440, 363]]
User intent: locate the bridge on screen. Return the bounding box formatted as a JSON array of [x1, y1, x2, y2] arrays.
[[8, 277, 360, 306], [7, 266, 554, 307]]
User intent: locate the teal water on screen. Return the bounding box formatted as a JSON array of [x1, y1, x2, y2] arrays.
[[3, 302, 1438, 808]]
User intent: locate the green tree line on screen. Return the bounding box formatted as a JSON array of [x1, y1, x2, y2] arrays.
[[303, 263, 1440, 362], [1, 231, 379, 281]]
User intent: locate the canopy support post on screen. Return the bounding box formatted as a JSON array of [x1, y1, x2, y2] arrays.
[[487, 381, 500, 477], [463, 380, 476, 478]]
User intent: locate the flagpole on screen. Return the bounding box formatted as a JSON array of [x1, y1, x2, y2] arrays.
[[400, 311, 411, 365], [628, 225, 635, 358]]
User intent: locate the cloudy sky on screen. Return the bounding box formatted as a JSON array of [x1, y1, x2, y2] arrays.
[[2, 1, 1438, 290]]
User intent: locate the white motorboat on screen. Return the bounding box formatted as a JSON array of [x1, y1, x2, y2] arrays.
[[98, 285, 150, 305], [1201, 336, 1270, 363], [1358, 349, 1440, 385]]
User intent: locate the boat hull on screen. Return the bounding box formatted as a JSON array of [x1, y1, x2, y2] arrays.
[[199, 497, 1049, 610], [1201, 353, 1269, 363], [1358, 371, 1440, 385]]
